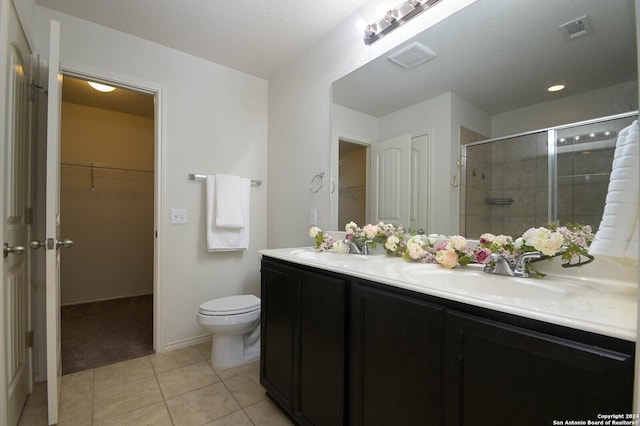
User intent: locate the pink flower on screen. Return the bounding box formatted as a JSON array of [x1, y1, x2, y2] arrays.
[[475, 248, 492, 264], [363, 224, 379, 239], [436, 250, 458, 268]]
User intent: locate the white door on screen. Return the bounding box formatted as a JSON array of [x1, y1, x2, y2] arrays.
[[2, 4, 33, 426], [410, 134, 430, 232], [44, 20, 65, 426], [370, 134, 411, 226]]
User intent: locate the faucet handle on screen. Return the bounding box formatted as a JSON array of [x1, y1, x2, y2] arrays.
[[519, 251, 541, 262], [515, 251, 542, 275], [362, 240, 374, 255]]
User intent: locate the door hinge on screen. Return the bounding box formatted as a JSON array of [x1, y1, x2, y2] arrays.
[[26, 330, 34, 348], [26, 207, 33, 225], [30, 81, 44, 102]]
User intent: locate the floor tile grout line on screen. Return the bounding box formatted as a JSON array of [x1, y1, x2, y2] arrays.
[[217, 378, 258, 426], [151, 365, 176, 426]]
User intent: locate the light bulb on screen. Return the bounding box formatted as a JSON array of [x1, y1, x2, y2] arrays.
[[88, 81, 116, 93]]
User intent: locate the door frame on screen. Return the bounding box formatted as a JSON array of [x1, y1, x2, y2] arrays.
[[32, 63, 166, 372]]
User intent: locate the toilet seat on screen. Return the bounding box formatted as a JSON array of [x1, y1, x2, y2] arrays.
[[199, 294, 260, 316]]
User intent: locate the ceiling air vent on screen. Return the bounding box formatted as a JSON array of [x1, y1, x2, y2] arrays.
[[388, 41, 437, 69], [559, 15, 593, 41]]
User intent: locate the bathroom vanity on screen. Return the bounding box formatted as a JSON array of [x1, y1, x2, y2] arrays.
[[259, 248, 636, 426]]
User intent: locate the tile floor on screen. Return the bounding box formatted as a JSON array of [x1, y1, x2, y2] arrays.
[[17, 341, 293, 426]]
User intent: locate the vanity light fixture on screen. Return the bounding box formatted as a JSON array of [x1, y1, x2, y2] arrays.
[[87, 81, 116, 93], [364, 0, 444, 45], [556, 130, 617, 145]]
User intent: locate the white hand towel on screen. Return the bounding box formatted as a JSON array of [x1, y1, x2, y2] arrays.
[[215, 173, 245, 229], [590, 120, 639, 261], [206, 175, 251, 251]]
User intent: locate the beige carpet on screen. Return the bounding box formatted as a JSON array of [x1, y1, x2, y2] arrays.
[[61, 294, 154, 375]]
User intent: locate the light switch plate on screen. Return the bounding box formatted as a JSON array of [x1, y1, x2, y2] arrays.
[[171, 208, 188, 224]]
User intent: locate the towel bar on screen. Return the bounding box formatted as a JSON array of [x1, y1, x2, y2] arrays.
[[188, 173, 262, 186]]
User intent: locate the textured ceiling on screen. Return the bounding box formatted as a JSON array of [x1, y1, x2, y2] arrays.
[[35, 0, 371, 79]]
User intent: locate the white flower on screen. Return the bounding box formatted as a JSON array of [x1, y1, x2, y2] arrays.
[[522, 227, 564, 256], [514, 237, 524, 250], [532, 229, 564, 256], [406, 236, 426, 260], [448, 235, 467, 251], [522, 227, 541, 246], [494, 235, 513, 247], [345, 221, 358, 234], [333, 240, 350, 253], [385, 235, 400, 251], [309, 226, 321, 238]]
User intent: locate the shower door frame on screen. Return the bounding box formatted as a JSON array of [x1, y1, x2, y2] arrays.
[[461, 110, 638, 234]]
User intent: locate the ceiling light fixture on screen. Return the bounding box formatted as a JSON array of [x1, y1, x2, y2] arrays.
[[87, 81, 116, 93], [547, 84, 565, 92], [364, 0, 443, 45]]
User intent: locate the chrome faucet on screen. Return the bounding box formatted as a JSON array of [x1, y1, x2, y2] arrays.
[[343, 239, 374, 255], [483, 251, 541, 278], [343, 239, 361, 254]]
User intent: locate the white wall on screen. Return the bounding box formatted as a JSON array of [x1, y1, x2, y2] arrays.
[[329, 104, 378, 229], [268, 0, 477, 248], [30, 6, 268, 350]]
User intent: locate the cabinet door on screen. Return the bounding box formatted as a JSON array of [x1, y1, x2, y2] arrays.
[[260, 261, 297, 412], [350, 282, 445, 426], [296, 269, 346, 426], [445, 311, 634, 426]]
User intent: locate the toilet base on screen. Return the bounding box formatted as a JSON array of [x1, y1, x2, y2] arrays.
[[210, 334, 260, 369]]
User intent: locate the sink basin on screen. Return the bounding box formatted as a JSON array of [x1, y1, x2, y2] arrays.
[[291, 248, 369, 261], [288, 249, 384, 269], [403, 266, 571, 300]]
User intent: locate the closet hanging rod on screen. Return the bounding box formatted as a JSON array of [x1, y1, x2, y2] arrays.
[[61, 161, 153, 174], [188, 173, 263, 186]]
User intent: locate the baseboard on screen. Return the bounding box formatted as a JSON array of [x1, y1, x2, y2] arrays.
[[61, 291, 153, 306], [160, 334, 212, 353]]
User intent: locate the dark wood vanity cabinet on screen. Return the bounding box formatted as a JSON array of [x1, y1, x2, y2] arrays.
[[349, 281, 445, 426], [444, 311, 634, 426], [261, 257, 634, 426], [260, 258, 346, 425]]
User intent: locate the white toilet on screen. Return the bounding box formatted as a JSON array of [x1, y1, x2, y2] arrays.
[[197, 294, 261, 369]]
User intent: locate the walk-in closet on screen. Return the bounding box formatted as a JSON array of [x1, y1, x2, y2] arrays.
[[59, 75, 155, 374]]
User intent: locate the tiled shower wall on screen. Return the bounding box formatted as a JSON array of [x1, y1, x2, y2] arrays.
[[462, 115, 636, 239]]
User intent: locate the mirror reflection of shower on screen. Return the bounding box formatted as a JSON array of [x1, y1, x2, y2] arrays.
[[461, 113, 637, 239]]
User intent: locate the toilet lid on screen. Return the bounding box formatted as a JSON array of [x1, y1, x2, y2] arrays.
[[199, 294, 261, 316]]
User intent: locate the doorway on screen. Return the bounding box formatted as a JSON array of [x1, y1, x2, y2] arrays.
[[338, 139, 368, 226], [58, 75, 155, 374]]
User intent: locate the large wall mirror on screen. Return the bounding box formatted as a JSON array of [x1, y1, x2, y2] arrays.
[[330, 0, 637, 238]]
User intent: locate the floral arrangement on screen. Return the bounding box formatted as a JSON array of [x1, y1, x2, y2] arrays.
[[308, 221, 595, 277], [308, 226, 335, 251], [478, 224, 595, 276]]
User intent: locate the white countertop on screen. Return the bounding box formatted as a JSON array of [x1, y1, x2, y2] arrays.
[[260, 247, 638, 342]]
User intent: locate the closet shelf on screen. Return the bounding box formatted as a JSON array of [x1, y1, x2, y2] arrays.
[[61, 161, 153, 174]]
